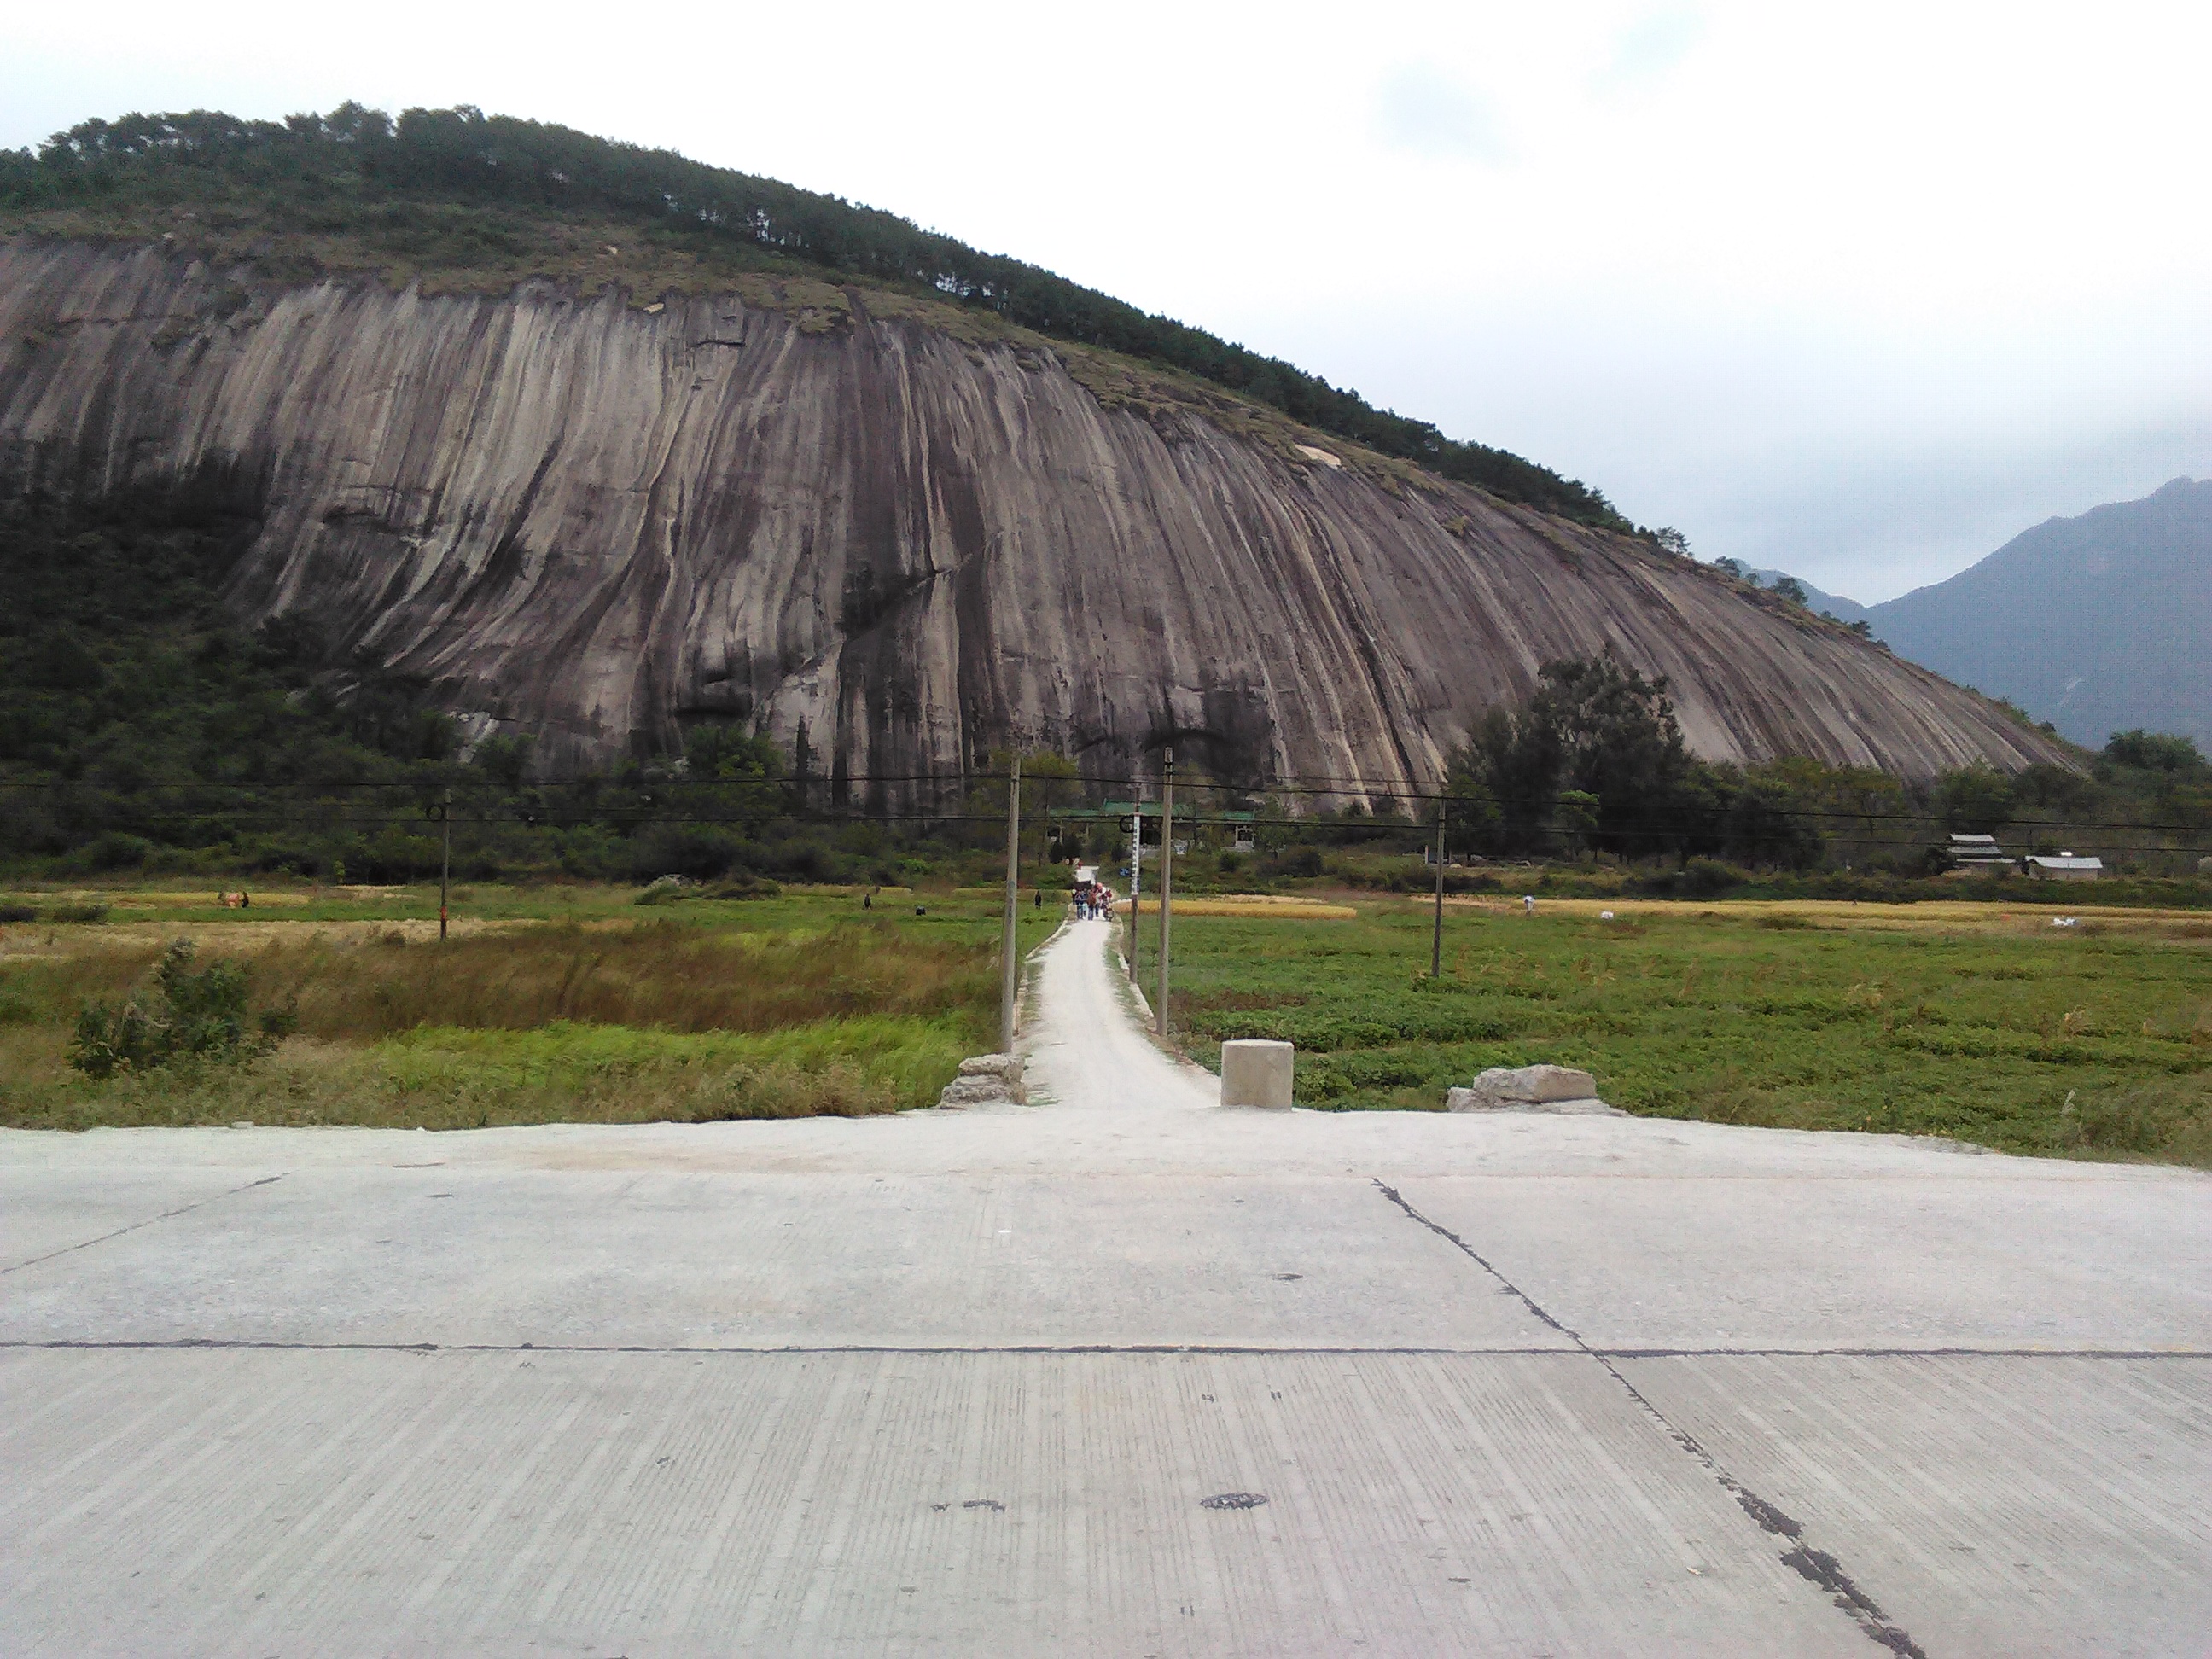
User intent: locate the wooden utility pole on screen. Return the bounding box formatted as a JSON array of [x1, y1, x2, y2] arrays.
[[439, 788, 452, 942], [999, 756, 1022, 1053], [1155, 748, 1174, 1038], [1431, 796, 1446, 978]]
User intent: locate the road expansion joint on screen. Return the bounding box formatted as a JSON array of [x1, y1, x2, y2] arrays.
[[1371, 1177, 1928, 1659], [9, 1337, 2199, 1364], [0, 1173, 285, 1276], [2, 1339, 1573, 1356]]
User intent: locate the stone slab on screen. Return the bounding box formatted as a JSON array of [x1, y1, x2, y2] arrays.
[[939, 1053, 1025, 1109], [1446, 1086, 1623, 1115]]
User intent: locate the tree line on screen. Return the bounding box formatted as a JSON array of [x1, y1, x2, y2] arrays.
[[4, 489, 2203, 889], [1441, 654, 2210, 876]]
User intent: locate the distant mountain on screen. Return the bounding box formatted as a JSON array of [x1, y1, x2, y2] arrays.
[[1748, 569, 1871, 627], [1863, 478, 2212, 748]]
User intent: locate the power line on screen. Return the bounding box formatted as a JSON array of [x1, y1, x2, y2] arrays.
[[7, 788, 2202, 838]]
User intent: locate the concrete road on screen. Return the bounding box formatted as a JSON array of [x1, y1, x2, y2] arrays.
[[2, 918, 2207, 1656]]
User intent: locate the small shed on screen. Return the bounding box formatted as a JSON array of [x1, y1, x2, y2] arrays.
[[2026, 852, 2103, 882]]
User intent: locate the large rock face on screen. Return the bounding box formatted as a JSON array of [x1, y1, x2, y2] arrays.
[[0, 241, 2068, 792]]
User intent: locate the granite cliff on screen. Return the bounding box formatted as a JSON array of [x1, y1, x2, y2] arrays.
[[0, 240, 2068, 795]]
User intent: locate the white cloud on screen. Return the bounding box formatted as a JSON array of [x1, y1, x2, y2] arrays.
[[1373, 64, 1510, 161], [1598, 7, 1708, 88]]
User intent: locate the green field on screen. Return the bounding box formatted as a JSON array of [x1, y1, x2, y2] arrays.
[[0, 883, 1057, 1131], [1160, 896, 2212, 1164]]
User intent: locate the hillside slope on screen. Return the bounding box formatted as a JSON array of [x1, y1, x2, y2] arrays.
[[1867, 479, 2212, 748], [0, 241, 2068, 793]]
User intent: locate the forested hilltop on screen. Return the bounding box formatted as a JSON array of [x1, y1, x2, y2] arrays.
[[0, 104, 1623, 529]]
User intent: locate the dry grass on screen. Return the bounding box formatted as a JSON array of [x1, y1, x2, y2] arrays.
[[0, 903, 1030, 1130], [1150, 899, 1359, 920], [0, 917, 993, 1039], [243, 920, 994, 1041], [0, 886, 317, 909], [1435, 895, 2212, 945]]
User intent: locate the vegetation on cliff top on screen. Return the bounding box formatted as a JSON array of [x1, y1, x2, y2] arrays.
[[0, 103, 1627, 529]]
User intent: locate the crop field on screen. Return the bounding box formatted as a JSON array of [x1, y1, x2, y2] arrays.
[[0, 883, 1058, 1131], [1162, 895, 2212, 1164]]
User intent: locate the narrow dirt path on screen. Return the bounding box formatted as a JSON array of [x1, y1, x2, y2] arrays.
[[1019, 917, 1217, 1111]]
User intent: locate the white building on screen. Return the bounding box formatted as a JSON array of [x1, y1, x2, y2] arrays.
[[2026, 852, 2103, 882]]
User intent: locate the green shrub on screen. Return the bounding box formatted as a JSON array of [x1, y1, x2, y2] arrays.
[[68, 939, 298, 1079], [633, 874, 701, 905], [2058, 1083, 2211, 1158], [636, 872, 785, 905], [79, 831, 154, 871], [1678, 858, 1749, 896]]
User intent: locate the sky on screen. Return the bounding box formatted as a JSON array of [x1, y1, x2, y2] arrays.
[[7, 0, 2209, 602]]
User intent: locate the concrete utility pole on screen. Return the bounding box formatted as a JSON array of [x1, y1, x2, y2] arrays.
[[1155, 748, 1173, 1038], [999, 756, 1022, 1054], [1431, 796, 1446, 979], [1126, 794, 1144, 981]]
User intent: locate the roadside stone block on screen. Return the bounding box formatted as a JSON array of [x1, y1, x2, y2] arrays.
[[1220, 1039, 1295, 1109], [938, 1053, 1026, 1109], [1447, 1064, 1622, 1115]]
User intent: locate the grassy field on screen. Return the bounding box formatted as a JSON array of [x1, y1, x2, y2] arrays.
[[1161, 894, 2212, 1165], [8, 880, 2209, 1163], [0, 882, 1059, 1131]]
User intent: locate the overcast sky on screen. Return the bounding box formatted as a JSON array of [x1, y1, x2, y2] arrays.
[[8, 1, 2208, 602]]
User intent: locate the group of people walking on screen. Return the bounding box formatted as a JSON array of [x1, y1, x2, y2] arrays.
[[1074, 884, 1116, 922]]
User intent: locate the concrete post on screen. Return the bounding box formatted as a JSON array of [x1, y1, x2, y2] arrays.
[[1220, 1039, 1294, 1108], [1000, 756, 1021, 1053], [1431, 798, 1445, 979], [1126, 795, 1143, 981], [1156, 748, 1173, 1038]]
